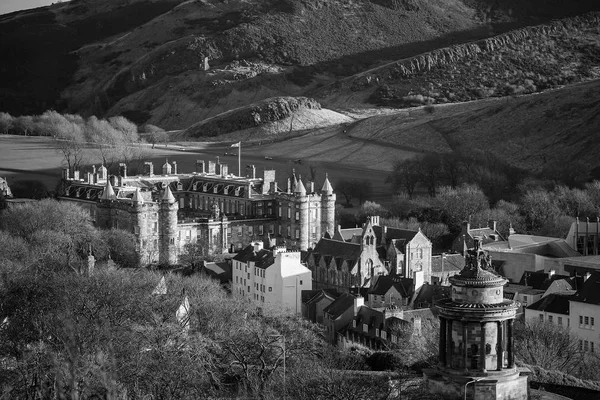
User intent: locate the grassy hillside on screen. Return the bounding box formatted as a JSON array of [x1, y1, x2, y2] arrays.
[[345, 79, 600, 172]]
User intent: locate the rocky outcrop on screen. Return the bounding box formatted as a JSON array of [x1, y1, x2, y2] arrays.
[[185, 96, 321, 138], [374, 11, 600, 80]]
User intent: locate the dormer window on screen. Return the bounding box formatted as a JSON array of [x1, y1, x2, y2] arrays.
[[177, 182, 183, 191]]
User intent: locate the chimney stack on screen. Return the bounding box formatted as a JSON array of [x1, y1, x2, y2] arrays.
[[196, 160, 205, 174], [172, 161, 177, 175], [62, 168, 70, 181], [119, 163, 127, 178], [144, 161, 154, 177], [489, 219, 497, 232], [86, 172, 93, 184], [208, 161, 216, 174], [73, 170, 80, 181], [353, 296, 364, 316], [220, 163, 229, 177], [309, 181, 314, 193]]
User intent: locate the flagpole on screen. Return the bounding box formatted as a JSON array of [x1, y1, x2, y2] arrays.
[[238, 142, 241, 177]]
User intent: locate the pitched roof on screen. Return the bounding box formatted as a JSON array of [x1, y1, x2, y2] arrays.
[[372, 226, 418, 247], [571, 271, 600, 305], [527, 293, 572, 314], [312, 238, 362, 263], [336, 228, 363, 242], [431, 254, 465, 274], [369, 275, 414, 298], [232, 245, 275, 269], [323, 292, 356, 319]]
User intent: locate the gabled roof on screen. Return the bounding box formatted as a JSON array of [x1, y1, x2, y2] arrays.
[[233, 245, 275, 269], [323, 292, 356, 319], [431, 254, 465, 274], [571, 271, 600, 305], [527, 293, 572, 314], [369, 275, 413, 298], [373, 226, 418, 247], [336, 228, 363, 242], [312, 238, 362, 264]]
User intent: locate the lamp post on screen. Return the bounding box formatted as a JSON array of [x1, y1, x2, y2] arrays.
[[464, 377, 485, 400], [269, 334, 286, 400]]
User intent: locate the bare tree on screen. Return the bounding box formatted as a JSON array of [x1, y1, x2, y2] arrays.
[[387, 159, 422, 199], [54, 120, 87, 172], [86, 116, 121, 170]]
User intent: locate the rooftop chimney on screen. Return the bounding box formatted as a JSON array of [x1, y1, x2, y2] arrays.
[[196, 160, 205, 174], [119, 163, 127, 178], [489, 219, 497, 232], [253, 241, 264, 253], [73, 170, 80, 181], [144, 161, 154, 177], [353, 296, 364, 316], [208, 161, 216, 174], [220, 163, 228, 177], [172, 161, 177, 175]]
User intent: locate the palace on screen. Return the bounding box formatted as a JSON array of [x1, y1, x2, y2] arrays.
[[59, 158, 336, 265]]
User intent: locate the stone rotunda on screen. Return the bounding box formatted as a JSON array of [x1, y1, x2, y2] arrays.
[[424, 240, 529, 400]]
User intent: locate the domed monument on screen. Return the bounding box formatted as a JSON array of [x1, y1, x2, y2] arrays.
[[424, 239, 529, 399]]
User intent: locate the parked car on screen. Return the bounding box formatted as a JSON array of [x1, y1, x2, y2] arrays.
[[178, 147, 186, 151], [264, 156, 273, 160], [293, 159, 302, 164]]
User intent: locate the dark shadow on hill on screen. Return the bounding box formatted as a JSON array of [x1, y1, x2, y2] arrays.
[[0, 1, 178, 117]]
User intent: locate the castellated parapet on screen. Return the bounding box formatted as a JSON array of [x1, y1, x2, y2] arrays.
[[59, 158, 338, 265]]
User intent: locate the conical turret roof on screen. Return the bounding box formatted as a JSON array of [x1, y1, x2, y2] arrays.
[[100, 180, 116, 200], [162, 184, 176, 203], [132, 187, 144, 204], [321, 173, 333, 194], [295, 178, 306, 196]]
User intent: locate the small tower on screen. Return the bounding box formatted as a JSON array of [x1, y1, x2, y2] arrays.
[[295, 178, 309, 251], [320, 173, 336, 237], [423, 240, 528, 399], [159, 184, 178, 265]]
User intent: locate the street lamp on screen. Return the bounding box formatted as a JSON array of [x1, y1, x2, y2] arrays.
[[269, 334, 286, 400], [464, 377, 485, 400]]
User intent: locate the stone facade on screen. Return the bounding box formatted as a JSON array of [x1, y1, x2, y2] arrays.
[[59, 158, 336, 265]]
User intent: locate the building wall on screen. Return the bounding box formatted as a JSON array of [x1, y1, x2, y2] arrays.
[[569, 301, 600, 353], [369, 287, 406, 309], [524, 309, 569, 328], [405, 232, 432, 283]]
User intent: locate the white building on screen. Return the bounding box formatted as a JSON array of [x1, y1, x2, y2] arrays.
[[525, 271, 600, 354], [232, 242, 312, 313]]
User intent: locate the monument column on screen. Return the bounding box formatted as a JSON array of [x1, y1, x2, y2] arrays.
[[439, 317, 447, 366], [480, 322, 487, 372], [462, 322, 469, 372], [508, 319, 515, 368], [497, 321, 504, 371], [446, 319, 453, 368]]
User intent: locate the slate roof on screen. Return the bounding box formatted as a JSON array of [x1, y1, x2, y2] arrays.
[[337, 228, 363, 242], [203, 261, 232, 284], [232, 245, 275, 269], [369, 275, 414, 298], [527, 293, 572, 315], [323, 292, 356, 319], [571, 270, 600, 305], [431, 254, 465, 274], [310, 238, 362, 267], [302, 289, 340, 304], [413, 284, 450, 308], [373, 226, 418, 247], [63, 183, 104, 202], [519, 271, 573, 290]]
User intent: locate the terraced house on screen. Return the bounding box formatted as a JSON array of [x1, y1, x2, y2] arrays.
[[58, 158, 336, 264]]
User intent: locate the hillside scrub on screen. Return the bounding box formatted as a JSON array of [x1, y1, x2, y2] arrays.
[[0, 111, 150, 172], [365, 13, 600, 107]]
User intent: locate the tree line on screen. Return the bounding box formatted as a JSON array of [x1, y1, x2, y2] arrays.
[[0, 111, 169, 175]]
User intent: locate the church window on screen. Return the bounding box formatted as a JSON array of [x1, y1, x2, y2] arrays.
[[419, 249, 423, 259]]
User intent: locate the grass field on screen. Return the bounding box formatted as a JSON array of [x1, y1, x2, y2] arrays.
[[0, 133, 420, 207]]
